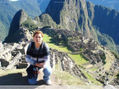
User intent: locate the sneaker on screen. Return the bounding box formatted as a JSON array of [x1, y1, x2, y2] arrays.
[[28, 77, 37, 85], [45, 80, 51, 85]]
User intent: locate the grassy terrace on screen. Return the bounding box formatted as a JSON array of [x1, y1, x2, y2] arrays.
[[43, 34, 88, 66]]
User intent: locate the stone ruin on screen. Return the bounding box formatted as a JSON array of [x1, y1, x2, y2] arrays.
[[0, 41, 28, 69], [41, 28, 106, 65]]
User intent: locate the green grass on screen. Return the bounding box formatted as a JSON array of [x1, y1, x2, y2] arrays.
[[69, 54, 88, 66], [81, 70, 102, 85], [90, 67, 98, 72], [43, 34, 71, 53]]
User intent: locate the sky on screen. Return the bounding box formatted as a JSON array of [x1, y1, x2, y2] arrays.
[[9, 0, 19, 2]]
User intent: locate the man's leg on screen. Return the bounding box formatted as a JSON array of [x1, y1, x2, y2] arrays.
[[43, 66, 52, 85]]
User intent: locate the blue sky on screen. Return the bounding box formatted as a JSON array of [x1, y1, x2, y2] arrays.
[[9, 0, 19, 2]]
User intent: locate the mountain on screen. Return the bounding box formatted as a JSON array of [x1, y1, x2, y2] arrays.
[[4, 9, 32, 43], [45, 0, 119, 53], [86, 0, 119, 11], [0, 0, 16, 41], [45, 0, 97, 40], [0, 0, 50, 41], [86, 2, 119, 53]]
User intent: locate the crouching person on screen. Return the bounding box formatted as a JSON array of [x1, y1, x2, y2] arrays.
[[25, 30, 52, 85]]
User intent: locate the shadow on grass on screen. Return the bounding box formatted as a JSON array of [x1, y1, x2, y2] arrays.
[[0, 73, 46, 85]]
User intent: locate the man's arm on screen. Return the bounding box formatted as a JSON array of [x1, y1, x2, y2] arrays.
[[26, 55, 36, 65], [35, 55, 50, 68]]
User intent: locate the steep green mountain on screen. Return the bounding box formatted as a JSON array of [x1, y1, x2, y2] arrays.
[[94, 5, 119, 44], [96, 30, 117, 53], [86, 0, 119, 11], [1, 0, 119, 54]]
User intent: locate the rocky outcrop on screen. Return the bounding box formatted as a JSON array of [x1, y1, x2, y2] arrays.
[[0, 0, 44, 41]]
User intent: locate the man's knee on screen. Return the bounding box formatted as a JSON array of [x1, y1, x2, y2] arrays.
[[43, 67, 52, 76]]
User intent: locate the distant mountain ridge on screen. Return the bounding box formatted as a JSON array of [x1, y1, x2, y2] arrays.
[[86, 2, 119, 53], [86, 0, 119, 11]]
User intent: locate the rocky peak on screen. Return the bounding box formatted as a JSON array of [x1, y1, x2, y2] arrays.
[[45, 0, 97, 39], [4, 10, 30, 43], [9, 9, 28, 33]]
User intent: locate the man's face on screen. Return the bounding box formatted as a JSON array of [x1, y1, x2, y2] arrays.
[[33, 33, 43, 44]]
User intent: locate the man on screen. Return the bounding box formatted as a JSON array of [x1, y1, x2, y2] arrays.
[[25, 30, 52, 85]]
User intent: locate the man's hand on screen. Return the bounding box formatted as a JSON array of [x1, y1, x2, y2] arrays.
[[35, 63, 44, 68]]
